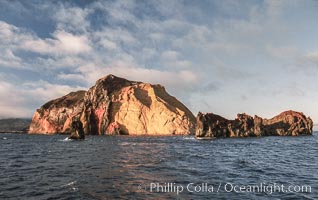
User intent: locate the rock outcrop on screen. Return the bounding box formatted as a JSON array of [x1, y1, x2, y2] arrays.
[[69, 120, 85, 139], [29, 74, 196, 135], [196, 110, 313, 138], [28, 91, 86, 134]]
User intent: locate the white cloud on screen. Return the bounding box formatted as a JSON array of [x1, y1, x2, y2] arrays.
[[92, 0, 137, 24], [54, 31, 92, 53], [57, 73, 86, 83], [265, 0, 299, 20], [76, 64, 199, 97], [99, 38, 117, 50], [0, 21, 17, 41], [1, 0, 318, 124], [22, 80, 86, 101], [21, 30, 91, 55], [0, 20, 93, 73], [21, 38, 53, 54], [0, 20, 91, 59], [305, 51, 318, 64], [96, 28, 136, 45], [161, 50, 179, 61], [161, 50, 192, 68], [0, 49, 22, 68], [0, 80, 86, 118], [53, 5, 91, 32], [266, 45, 300, 59]]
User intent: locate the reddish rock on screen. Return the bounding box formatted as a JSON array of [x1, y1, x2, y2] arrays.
[[28, 91, 85, 134], [107, 122, 121, 135], [196, 110, 313, 138], [29, 74, 195, 135]]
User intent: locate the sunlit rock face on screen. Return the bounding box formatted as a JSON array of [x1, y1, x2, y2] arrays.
[[196, 110, 313, 138], [29, 74, 196, 135], [28, 91, 86, 134]]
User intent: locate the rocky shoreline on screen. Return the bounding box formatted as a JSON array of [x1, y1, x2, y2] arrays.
[[27, 74, 313, 138], [195, 111, 313, 138]]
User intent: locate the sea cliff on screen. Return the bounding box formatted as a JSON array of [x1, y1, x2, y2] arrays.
[[29, 74, 195, 135]]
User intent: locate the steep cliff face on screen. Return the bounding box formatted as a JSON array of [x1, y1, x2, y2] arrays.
[[196, 110, 313, 138], [29, 75, 196, 135], [28, 91, 85, 134]]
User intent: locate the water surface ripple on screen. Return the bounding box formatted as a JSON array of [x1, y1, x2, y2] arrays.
[[0, 133, 317, 199]]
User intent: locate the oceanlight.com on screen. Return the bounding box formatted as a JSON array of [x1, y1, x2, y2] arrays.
[[138, 182, 312, 195]]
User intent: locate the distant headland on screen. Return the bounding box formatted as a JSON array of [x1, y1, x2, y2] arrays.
[[0, 118, 31, 133]]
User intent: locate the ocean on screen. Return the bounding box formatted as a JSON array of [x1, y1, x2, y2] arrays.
[[0, 133, 317, 200]]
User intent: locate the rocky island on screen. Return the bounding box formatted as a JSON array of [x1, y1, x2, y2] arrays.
[[29, 74, 195, 135], [196, 110, 313, 138], [28, 74, 314, 138]]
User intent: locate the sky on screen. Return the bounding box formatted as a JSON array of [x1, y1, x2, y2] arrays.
[[1, 0, 318, 125]]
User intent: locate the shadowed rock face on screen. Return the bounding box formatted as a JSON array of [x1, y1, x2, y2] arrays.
[[69, 120, 85, 139], [196, 110, 313, 138], [29, 74, 195, 135]]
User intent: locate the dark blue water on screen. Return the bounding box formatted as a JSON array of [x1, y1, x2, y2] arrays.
[[0, 133, 317, 200]]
